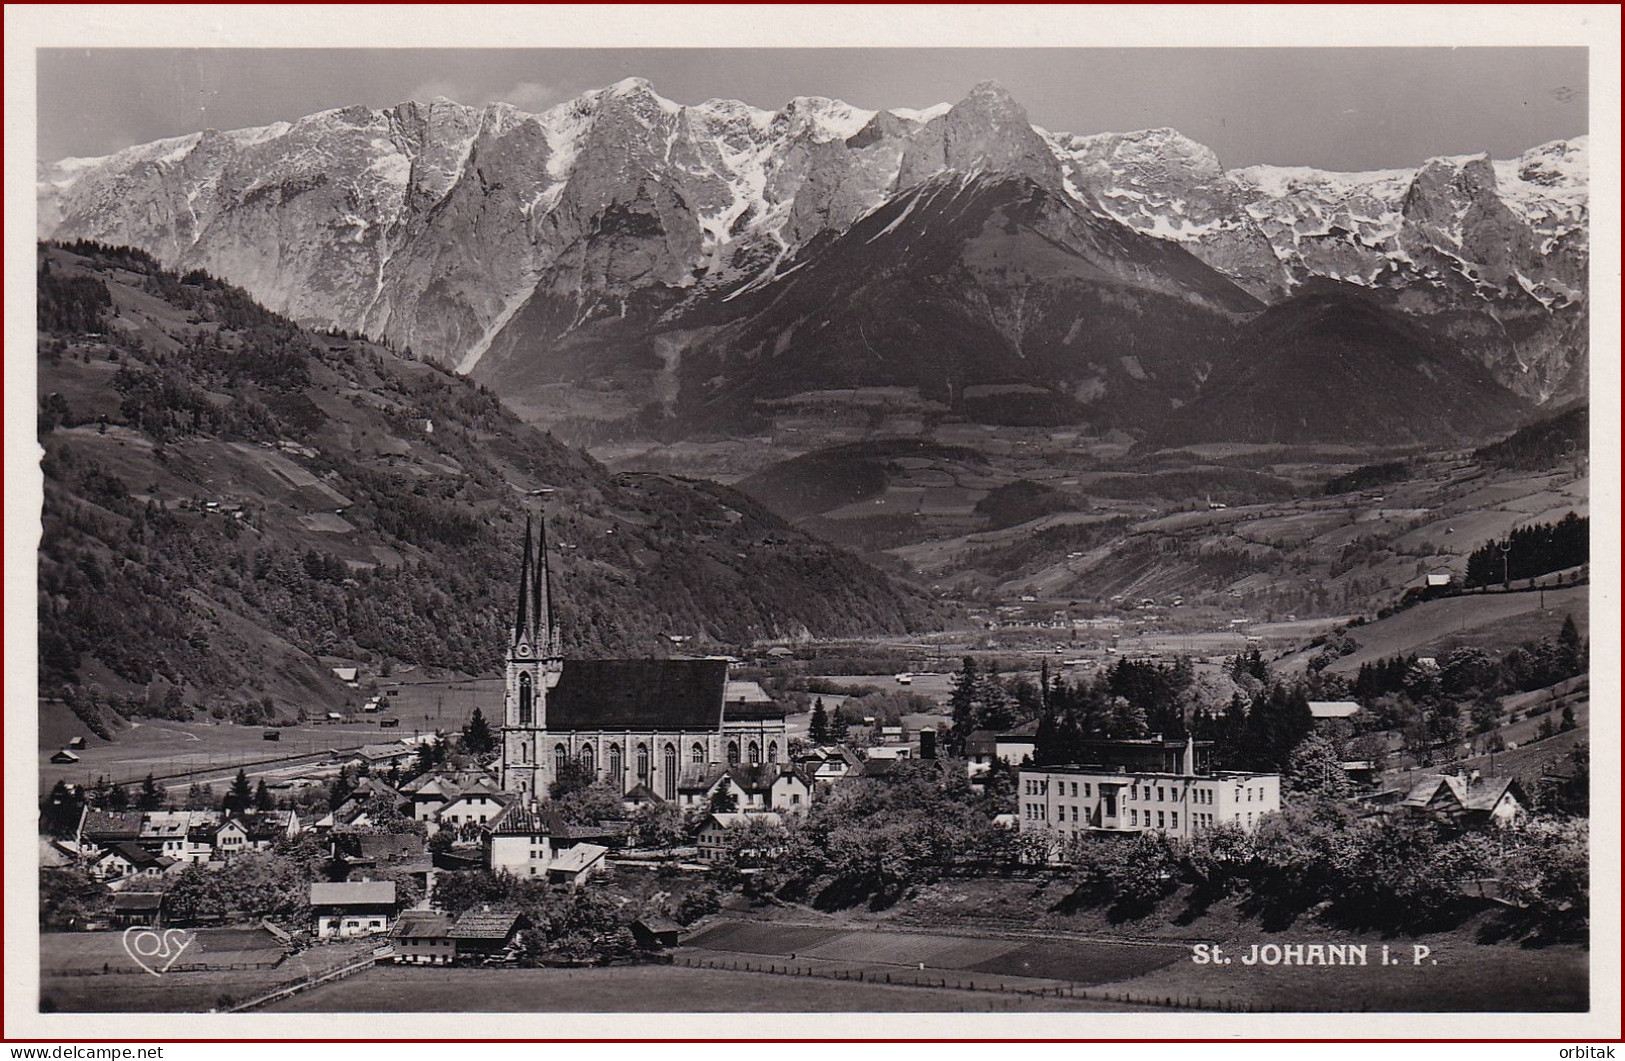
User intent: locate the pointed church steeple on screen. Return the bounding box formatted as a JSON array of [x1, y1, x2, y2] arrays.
[[512, 516, 535, 651], [536, 515, 560, 658]]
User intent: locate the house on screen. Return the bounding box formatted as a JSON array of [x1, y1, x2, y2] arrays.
[[309, 880, 399, 938], [331, 667, 358, 683], [483, 803, 611, 884], [448, 909, 527, 961], [435, 781, 511, 833], [1426, 572, 1452, 588], [193, 818, 251, 859], [865, 745, 911, 762], [90, 842, 177, 885], [696, 812, 782, 862], [964, 721, 1040, 774], [675, 764, 812, 815], [631, 917, 683, 950], [620, 782, 664, 811], [78, 810, 144, 852], [391, 910, 455, 965], [798, 746, 864, 785], [242, 810, 301, 849], [110, 891, 164, 928], [353, 743, 417, 769], [1017, 737, 1281, 845], [1399, 773, 1528, 827], [546, 843, 609, 887], [139, 810, 220, 863], [50, 749, 80, 764], [68, 736, 87, 749]]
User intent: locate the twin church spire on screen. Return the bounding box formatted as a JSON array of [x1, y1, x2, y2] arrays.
[[511, 514, 561, 658]]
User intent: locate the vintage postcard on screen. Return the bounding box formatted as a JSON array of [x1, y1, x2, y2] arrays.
[[5, 3, 1619, 1042]]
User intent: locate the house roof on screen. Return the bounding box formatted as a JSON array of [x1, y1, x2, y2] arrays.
[[392, 911, 452, 939], [450, 909, 524, 940], [548, 843, 609, 874], [1308, 701, 1362, 719], [309, 880, 397, 906], [81, 811, 144, 840], [634, 917, 682, 934], [724, 680, 773, 704], [545, 659, 729, 731], [358, 743, 414, 761], [621, 782, 664, 804], [1401, 773, 1525, 813], [487, 803, 566, 837], [998, 720, 1040, 740], [112, 892, 165, 912], [101, 842, 172, 869], [704, 812, 782, 830]]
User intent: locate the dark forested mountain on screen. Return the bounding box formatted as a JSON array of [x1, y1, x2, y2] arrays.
[[36, 242, 952, 716], [1153, 285, 1529, 446]]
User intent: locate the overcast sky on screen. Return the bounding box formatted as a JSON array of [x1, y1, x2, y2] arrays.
[[38, 47, 1587, 171]]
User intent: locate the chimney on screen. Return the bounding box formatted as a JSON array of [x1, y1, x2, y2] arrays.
[[1182, 735, 1196, 776]]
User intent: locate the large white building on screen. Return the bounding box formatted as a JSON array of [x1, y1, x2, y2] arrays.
[[1016, 738, 1281, 843], [498, 517, 788, 801]]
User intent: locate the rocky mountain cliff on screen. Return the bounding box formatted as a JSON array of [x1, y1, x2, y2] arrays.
[[40, 79, 1587, 425]]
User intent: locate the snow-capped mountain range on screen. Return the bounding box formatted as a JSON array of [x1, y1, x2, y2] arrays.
[[39, 78, 1587, 416]]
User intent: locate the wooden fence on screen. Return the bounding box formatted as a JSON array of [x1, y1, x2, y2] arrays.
[[671, 952, 1304, 1013], [224, 953, 380, 1012]]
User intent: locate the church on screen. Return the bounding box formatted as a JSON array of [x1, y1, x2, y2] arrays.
[[499, 516, 788, 801]]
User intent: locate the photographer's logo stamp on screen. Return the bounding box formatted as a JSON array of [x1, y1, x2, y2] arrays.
[[122, 927, 195, 976]]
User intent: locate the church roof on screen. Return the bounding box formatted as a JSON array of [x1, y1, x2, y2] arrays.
[[547, 659, 729, 731]]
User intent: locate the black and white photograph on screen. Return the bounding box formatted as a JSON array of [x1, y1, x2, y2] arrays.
[[6, 3, 1618, 1041]]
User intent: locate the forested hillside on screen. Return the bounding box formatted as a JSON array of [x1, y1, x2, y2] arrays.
[[36, 242, 952, 724]]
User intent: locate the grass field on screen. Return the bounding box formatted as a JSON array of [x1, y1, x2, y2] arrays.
[[265, 963, 1131, 1012], [39, 935, 373, 1013]]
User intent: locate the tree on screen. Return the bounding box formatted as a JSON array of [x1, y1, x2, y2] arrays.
[[948, 656, 980, 750], [1556, 613, 1585, 677], [254, 778, 276, 811], [829, 708, 850, 742], [1108, 696, 1148, 739], [328, 767, 354, 810], [1284, 734, 1352, 798], [223, 769, 253, 815], [809, 698, 830, 745], [136, 773, 165, 811], [40, 781, 85, 838], [708, 779, 739, 814], [106, 784, 130, 812], [550, 757, 596, 801], [462, 707, 495, 756]]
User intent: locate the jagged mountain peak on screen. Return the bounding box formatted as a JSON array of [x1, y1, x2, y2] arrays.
[[37, 78, 1586, 407]]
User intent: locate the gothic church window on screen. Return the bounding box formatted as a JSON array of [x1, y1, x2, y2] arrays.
[[663, 744, 677, 801], [768, 741, 778, 764], [637, 743, 650, 782], [692, 742, 705, 765], [608, 743, 622, 781], [554, 744, 567, 778], [518, 673, 533, 725], [748, 741, 760, 765], [727, 741, 740, 765], [580, 744, 595, 777]]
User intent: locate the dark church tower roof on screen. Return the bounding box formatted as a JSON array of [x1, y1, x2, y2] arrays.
[[512, 515, 561, 657]]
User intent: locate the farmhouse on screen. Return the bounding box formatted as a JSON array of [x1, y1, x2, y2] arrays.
[[110, 891, 164, 928], [675, 763, 813, 815], [496, 517, 787, 802], [435, 780, 512, 832], [90, 842, 177, 885], [1400, 772, 1528, 827], [309, 880, 399, 938], [391, 911, 455, 965], [631, 917, 683, 950], [449, 909, 527, 961], [696, 812, 783, 862], [483, 803, 611, 884]]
